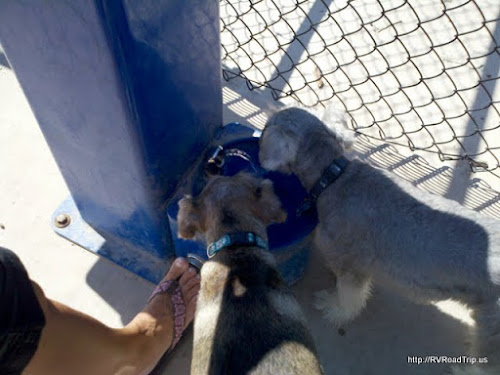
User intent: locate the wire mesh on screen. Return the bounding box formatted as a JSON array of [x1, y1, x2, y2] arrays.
[[220, 0, 500, 176]]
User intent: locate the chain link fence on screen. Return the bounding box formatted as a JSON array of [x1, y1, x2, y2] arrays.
[[220, 0, 500, 177]]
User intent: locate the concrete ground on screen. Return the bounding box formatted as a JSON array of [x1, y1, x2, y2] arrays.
[[1, 46, 497, 374]]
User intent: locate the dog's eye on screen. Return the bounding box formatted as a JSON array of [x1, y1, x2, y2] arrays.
[[255, 187, 262, 198]]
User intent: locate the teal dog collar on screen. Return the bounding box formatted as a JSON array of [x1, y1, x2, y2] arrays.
[[207, 232, 268, 258]]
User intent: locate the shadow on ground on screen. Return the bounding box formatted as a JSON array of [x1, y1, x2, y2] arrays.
[[0, 51, 9, 69]]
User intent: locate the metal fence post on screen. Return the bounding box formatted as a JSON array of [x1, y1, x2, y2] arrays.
[[0, 0, 222, 283]]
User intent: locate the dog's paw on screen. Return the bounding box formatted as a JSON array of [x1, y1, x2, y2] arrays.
[[314, 288, 365, 327]]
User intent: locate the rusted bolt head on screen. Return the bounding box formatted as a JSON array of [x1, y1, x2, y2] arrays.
[[54, 213, 71, 228]]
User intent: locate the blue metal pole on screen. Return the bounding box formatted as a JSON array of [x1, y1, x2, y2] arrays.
[[0, 0, 222, 283]]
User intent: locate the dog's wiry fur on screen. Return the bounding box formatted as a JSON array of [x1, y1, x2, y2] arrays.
[[259, 107, 500, 374], [177, 173, 323, 375]]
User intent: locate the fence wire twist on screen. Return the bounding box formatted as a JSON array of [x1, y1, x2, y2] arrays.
[[220, 0, 500, 176]]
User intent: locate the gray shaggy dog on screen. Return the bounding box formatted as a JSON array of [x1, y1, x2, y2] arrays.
[[258, 107, 500, 375]]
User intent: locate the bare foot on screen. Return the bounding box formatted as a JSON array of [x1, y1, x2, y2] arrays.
[[126, 258, 200, 374]]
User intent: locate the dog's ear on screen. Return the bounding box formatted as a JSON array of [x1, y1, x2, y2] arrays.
[[177, 196, 204, 238], [252, 178, 287, 225], [258, 125, 299, 173], [321, 107, 354, 152]]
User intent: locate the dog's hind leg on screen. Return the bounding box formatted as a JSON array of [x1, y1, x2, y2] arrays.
[[451, 300, 500, 375], [451, 299, 500, 375], [314, 270, 372, 327]]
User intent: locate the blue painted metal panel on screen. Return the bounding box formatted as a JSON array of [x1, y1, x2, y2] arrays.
[[0, 0, 222, 283]]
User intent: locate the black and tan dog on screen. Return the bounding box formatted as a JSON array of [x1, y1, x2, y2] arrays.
[[177, 173, 323, 375]]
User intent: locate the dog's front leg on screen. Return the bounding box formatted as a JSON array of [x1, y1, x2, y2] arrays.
[[314, 270, 372, 327], [191, 262, 229, 375]]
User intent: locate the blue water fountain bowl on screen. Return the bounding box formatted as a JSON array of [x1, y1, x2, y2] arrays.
[[167, 123, 318, 284]]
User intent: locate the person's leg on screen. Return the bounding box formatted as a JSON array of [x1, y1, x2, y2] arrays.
[[21, 257, 199, 375], [0, 247, 46, 375]]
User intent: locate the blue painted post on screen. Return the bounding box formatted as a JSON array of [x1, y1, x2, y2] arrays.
[[0, 0, 222, 283]]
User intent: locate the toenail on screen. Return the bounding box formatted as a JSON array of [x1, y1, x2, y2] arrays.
[[174, 258, 185, 266], [196, 274, 201, 280], [188, 267, 196, 274]]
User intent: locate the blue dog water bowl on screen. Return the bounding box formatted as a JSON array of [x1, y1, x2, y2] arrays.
[[167, 123, 318, 284]]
